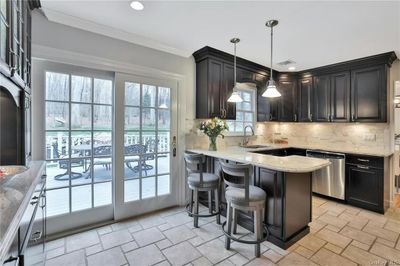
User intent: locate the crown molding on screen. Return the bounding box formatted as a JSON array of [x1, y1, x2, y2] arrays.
[[41, 7, 192, 58]]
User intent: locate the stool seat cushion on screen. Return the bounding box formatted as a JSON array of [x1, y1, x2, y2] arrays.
[[188, 173, 219, 188], [225, 185, 266, 203]]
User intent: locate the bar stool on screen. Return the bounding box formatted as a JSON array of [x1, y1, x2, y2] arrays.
[[219, 160, 268, 257], [184, 152, 221, 228]]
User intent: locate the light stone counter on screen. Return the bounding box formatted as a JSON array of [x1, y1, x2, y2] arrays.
[[188, 147, 330, 173], [0, 161, 46, 263], [262, 143, 393, 157]]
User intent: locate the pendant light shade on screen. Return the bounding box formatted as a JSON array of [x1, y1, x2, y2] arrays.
[[227, 38, 243, 103], [262, 19, 281, 98], [262, 80, 281, 98]]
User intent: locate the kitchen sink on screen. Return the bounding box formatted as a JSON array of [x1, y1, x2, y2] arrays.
[[0, 165, 29, 185], [240, 144, 271, 149]]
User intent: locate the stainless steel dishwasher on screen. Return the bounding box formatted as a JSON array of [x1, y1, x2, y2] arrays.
[[306, 150, 346, 200]]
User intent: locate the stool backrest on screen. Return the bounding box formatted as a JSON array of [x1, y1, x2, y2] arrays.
[[219, 160, 252, 203], [184, 152, 205, 183]]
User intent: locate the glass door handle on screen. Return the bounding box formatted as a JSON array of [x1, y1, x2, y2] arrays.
[[172, 136, 177, 157]]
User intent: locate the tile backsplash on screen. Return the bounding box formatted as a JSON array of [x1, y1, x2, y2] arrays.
[[186, 120, 392, 155]]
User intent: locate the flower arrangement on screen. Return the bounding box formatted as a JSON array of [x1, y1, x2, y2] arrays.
[[199, 117, 229, 151]]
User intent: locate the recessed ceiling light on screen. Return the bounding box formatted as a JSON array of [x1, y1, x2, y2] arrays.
[[130, 1, 144, 10], [288, 66, 296, 71]]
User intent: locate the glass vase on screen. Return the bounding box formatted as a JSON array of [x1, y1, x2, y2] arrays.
[[208, 136, 217, 151]]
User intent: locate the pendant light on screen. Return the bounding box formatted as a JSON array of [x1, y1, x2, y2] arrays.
[[262, 20, 281, 98], [227, 38, 243, 103]]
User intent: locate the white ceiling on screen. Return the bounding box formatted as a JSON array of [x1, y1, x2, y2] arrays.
[[40, 0, 400, 71]]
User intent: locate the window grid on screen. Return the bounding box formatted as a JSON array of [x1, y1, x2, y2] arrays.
[[123, 82, 171, 203], [45, 71, 113, 217], [228, 89, 256, 133]]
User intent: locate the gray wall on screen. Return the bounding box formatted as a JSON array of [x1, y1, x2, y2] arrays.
[[31, 11, 196, 160]]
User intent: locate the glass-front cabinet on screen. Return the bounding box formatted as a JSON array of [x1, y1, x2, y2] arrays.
[[0, 0, 10, 75], [0, 0, 33, 91]]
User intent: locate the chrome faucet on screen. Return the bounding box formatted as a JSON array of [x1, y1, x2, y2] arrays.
[[242, 125, 255, 146]]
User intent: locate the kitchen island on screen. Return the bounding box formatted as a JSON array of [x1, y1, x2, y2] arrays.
[[188, 147, 330, 249]]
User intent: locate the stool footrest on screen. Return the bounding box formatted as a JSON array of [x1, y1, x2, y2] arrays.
[[221, 221, 269, 245], [185, 203, 220, 218]]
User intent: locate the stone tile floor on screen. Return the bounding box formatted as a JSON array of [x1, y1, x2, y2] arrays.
[[42, 197, 400, 266]]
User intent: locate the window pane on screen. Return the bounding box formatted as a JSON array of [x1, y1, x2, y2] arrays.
[[157, 132, 170, 152], [93, 157, 112, 182], [94, 105, 112, 130], [242, 102, 252, 111], [124, 179, 139, 202], [142, 108, 156, 130], [46, 72, 69, 101], [46, 131, 69, 160], [71, 104, 91, 130], [244, 112, 253, 122], [125, 107, 140, 130], [94, 182, 112, 207], [142, 177, 155, 199], [158, 87, 170, 109], [158, 109, 170, 130], [46, 102, 69, 130], [47, 188, 69, 217], [124, 132, 140, 147], [236, 112, 244, 121], [242, 92, 251, 102], [142, 85, 156, 107], [124, 155, 140, 179], [71, 75, 91, 103], [72, 185, 92, 212], [94, 79, 112, 104], [157, 153, 170, 175], [125, 82, 140, 106], [142, 133, 156, 152], [71, 159, 91, 185], [94, 131, 112, 146], [45, 160, 70, 189], [158, 175, 170, 196], [71, 131, 92, 157]]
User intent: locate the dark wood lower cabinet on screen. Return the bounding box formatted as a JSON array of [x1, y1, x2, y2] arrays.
[[199, 157, 312, 249], [346, 161, 384, 213]]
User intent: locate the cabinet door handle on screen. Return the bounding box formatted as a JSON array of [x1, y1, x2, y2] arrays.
[[309, 114, 313, 122], [223, 109, 226, 118], [269, 114, 272, 120], [357, 165, 370, 170], [351, 114, 355, 122], [357, 158, 369, 162], [294, 113, 297, 122], [329, 114, 332, 122]]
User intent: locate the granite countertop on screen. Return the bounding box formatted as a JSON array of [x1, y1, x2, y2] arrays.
[[188, 147, 331, 173], [263, 143, 394, 157], [0, 161, 46, 263]]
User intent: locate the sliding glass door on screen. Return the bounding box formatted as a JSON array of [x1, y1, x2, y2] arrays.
[[114, 73, 179, 220], [44, 65, 114, 233]]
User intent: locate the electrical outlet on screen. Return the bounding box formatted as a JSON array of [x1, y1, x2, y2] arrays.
[[363, 133, 376, 141]]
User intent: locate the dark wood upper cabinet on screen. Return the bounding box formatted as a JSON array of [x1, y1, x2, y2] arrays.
[[194, 47, 396, 123], [0, 0, 33, 92], [222, 63, 236, 120], [330, 72, 350, 122], [0, 0, 11, 76], [277, 74, 296, 122], [313, 75, 331, 122], [297, 76, 313, 122], [193, 46, 269, 120], [351, 65, 387, 122]]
